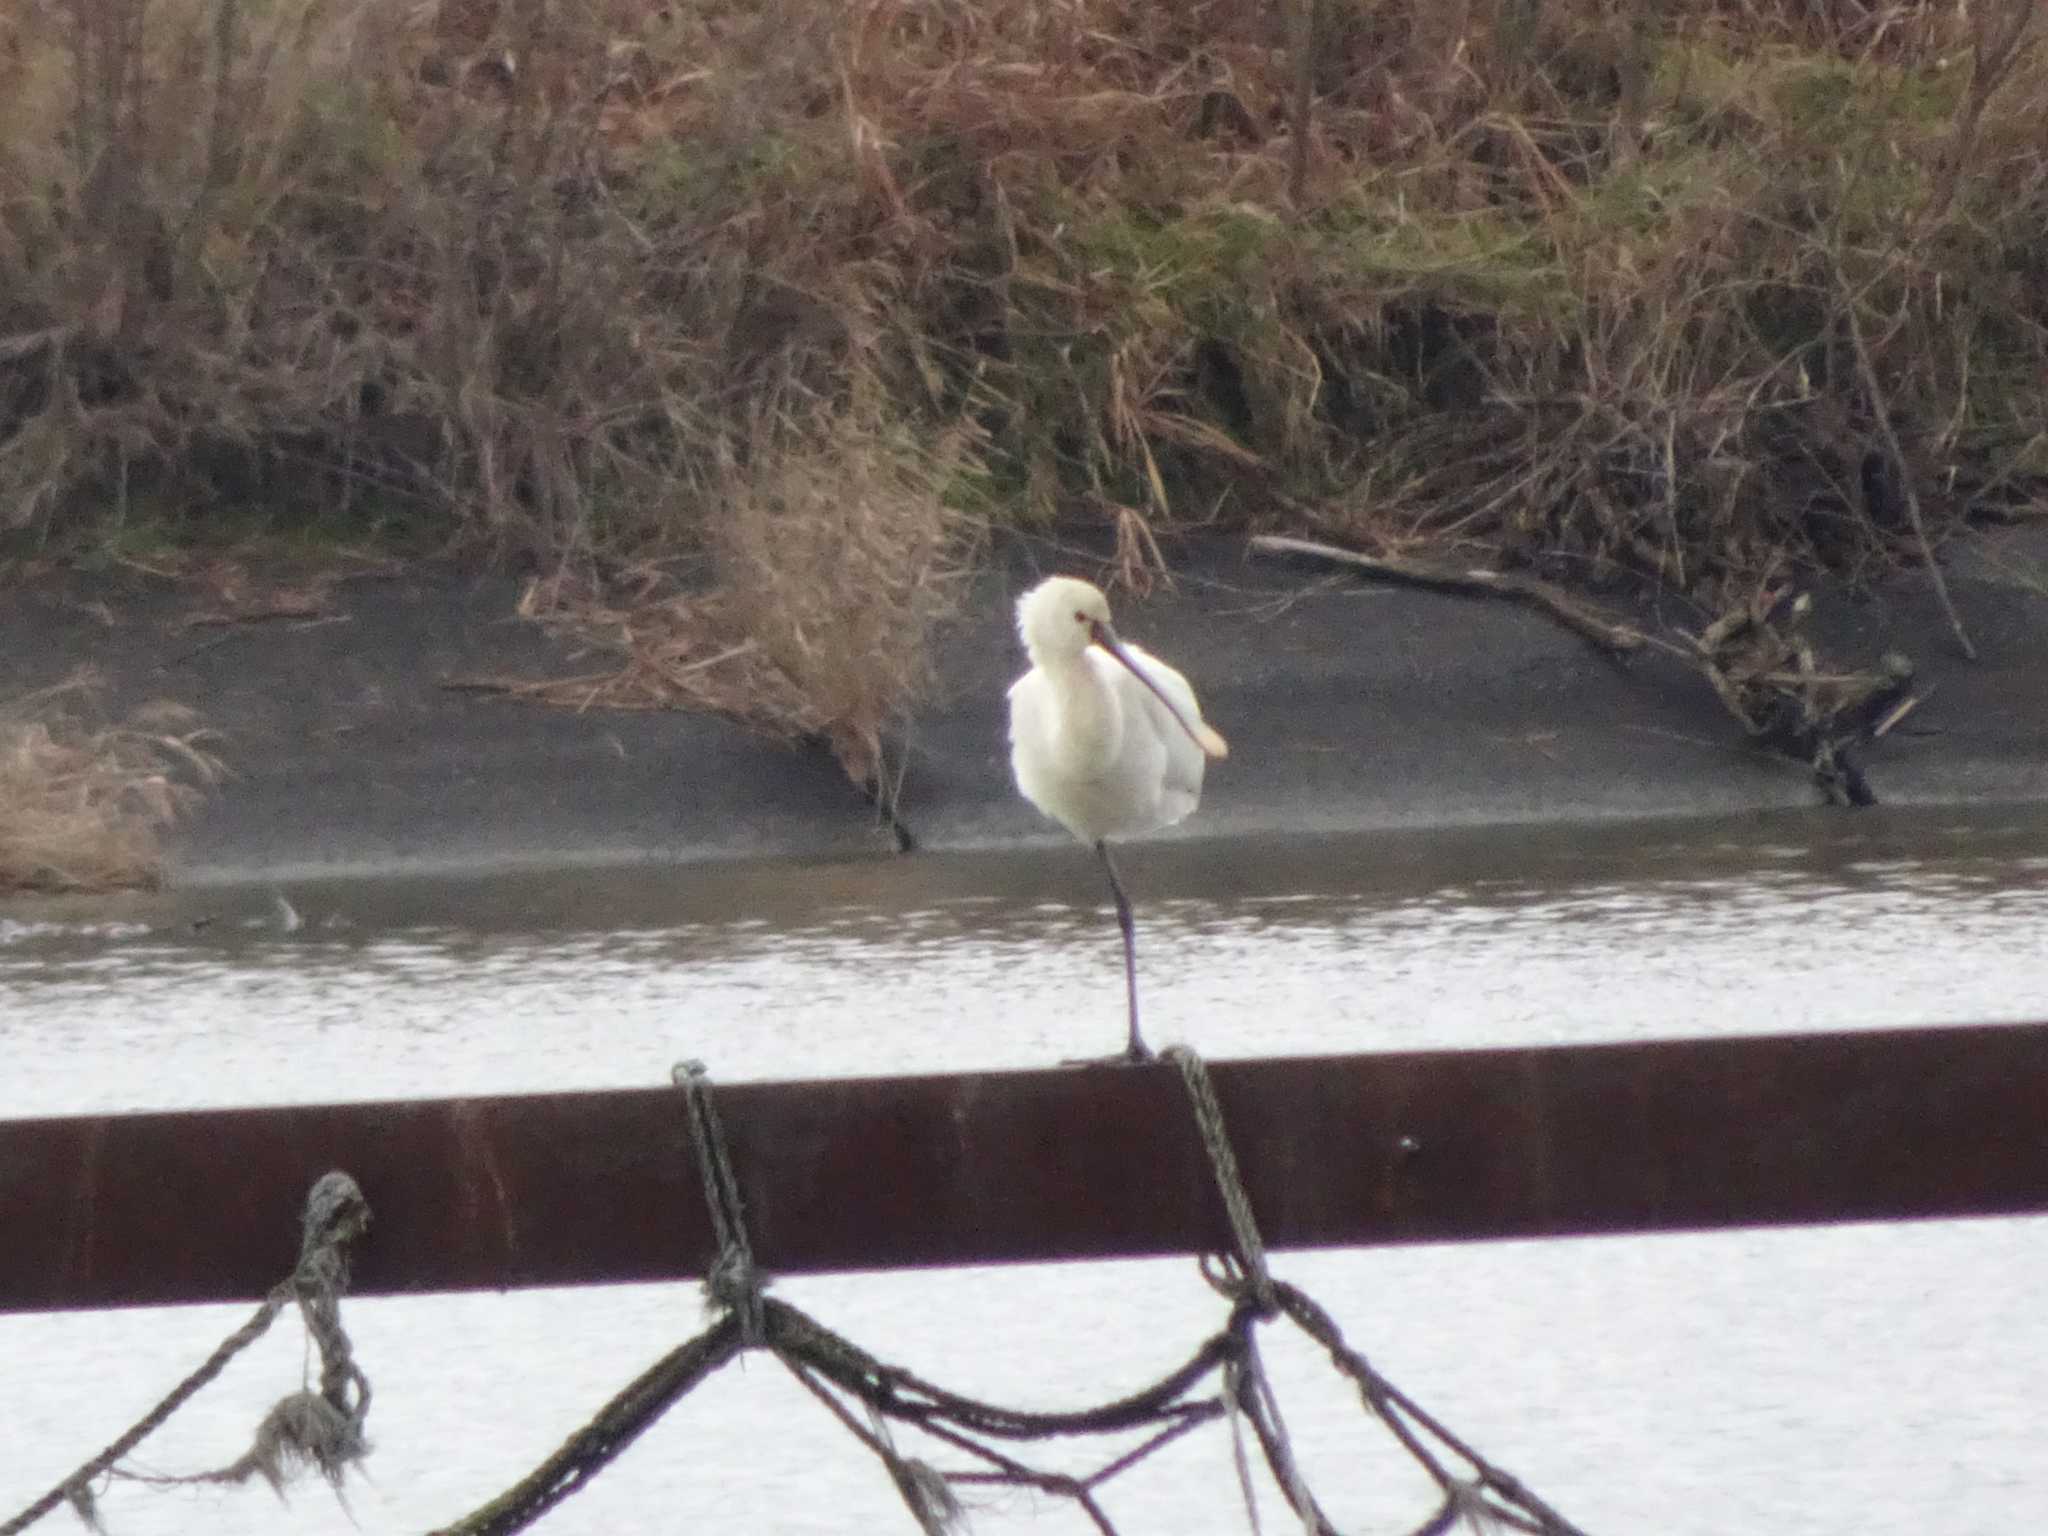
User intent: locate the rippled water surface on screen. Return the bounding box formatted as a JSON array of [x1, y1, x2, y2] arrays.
[[5, 807, 2046, 1535]]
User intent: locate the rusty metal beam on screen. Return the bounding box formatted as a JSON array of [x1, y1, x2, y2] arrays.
[[4, 1022, 2046, 1314]]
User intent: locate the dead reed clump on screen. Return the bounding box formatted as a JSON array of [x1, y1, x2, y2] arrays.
[[692, 412, 987, 785], [471, 405, 985, 787], [0, 674, 222, 892]]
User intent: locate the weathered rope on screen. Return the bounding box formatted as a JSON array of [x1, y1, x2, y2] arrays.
[[423, 1053, 1591, 1536], [674, 1060, 767, 1344], [1274, 1280, 1592, 1536], [1220, 1353, 1266, 1536], [427, 1315, 747, 1536], [0, 1171, 372, 1536], [1163, 1045, 1277, 1315], [1231, 1331, 1328, 1536], [865, 1405, 963, 1536], [296, 1169, 376, 1457], [14, 1062, 1593, 1536]]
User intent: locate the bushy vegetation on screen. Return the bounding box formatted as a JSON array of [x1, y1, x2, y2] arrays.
[[0, 674, 219, 891], [2, 0, 2041, 762]]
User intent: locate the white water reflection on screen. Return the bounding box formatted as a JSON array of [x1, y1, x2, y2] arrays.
[[3, 806, 2046, 1535]]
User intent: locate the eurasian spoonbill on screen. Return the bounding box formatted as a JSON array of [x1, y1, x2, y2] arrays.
[[1007, 576, 1227, 1061]]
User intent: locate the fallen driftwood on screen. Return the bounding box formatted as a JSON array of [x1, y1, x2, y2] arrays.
[[1248, 533, 1922, 807], [1247, 535, 1649, 657]]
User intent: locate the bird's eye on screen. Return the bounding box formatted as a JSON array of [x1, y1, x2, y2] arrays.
[[1074, 610, 1088, 623]]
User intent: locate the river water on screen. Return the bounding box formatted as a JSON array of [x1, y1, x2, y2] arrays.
[[4, 807, 2045, 1535]]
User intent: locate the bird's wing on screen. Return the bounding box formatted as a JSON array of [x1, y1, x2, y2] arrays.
[[1005, 668, 1042, 742], [1007, 667, 1060, 785], [1114, 641, 1210, 802]]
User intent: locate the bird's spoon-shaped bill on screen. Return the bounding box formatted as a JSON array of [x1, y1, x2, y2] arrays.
[[1092, 622, 1230, 760]]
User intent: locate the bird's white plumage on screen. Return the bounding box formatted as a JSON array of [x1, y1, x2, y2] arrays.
[[1006, 577, 1220, 845], [1006, 575, 1223, 1059]]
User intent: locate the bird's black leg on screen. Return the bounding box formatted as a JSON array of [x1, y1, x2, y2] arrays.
[[1097, 840, 1151, 1062]]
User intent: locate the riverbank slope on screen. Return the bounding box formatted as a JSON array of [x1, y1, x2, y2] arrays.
[[5, 527, 2041, 888]]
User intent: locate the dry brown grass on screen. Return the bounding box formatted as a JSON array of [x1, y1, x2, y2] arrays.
[[464, 405, 984, 781], [0, 673, 222, 892], [1, 0, 2043, 759]]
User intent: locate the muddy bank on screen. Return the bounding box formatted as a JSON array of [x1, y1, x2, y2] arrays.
[[4, 530, 2044, 887]]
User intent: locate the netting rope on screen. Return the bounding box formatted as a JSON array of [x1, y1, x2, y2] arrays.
[[12, 1059, 1592, 1536], [431, 1053, 1590, 1536], [2, 1170, 372, 1536], [1165, 1044, 1278, 1316], [675, 1058, 768, 1344]]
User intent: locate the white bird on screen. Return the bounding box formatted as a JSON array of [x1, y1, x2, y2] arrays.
[[1007, 575, 1228, 1061]]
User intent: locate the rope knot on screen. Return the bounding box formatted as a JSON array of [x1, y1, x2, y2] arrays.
[[674, 1061, 769, 1345], [1164, 1045, 1277, 1317]]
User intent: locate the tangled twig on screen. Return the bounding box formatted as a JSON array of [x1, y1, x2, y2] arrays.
[[1250, 532, 1924, 806]]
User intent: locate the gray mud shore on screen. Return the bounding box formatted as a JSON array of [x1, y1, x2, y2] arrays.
[[6, 530, 2044, 887]]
